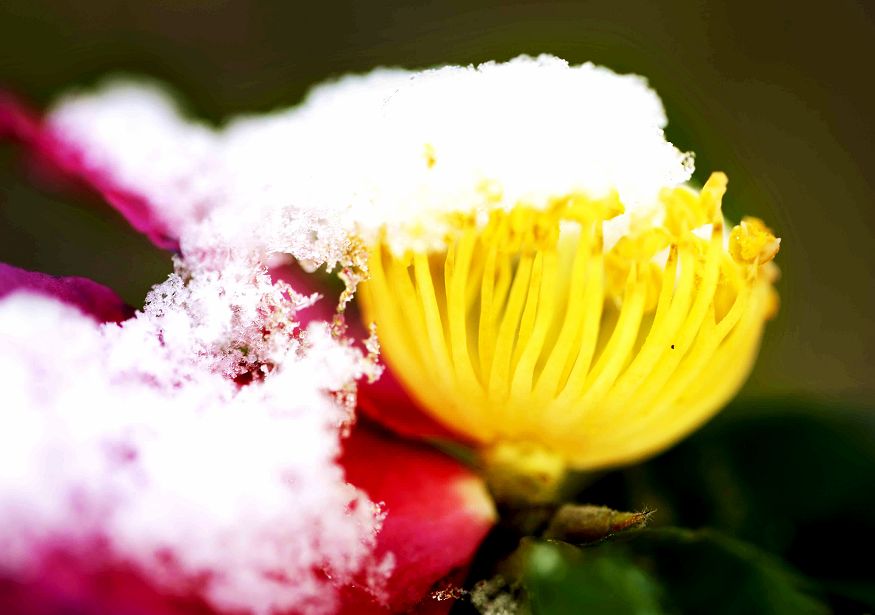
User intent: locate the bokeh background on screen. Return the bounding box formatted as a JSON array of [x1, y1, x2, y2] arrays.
[[1, 0, 873, 405], [1, 2, 873, 612]]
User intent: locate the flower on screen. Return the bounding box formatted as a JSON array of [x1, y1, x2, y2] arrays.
[[0, 55, 781, 605], [118, 53, 775, 500], [344, 59, 782, 498], [361, 172, 780, 495], [0, 84, 496, 612]]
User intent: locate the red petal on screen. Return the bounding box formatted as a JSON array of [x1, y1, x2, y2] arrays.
[[271, 262, 470, 443], [0, 93, 179, 250], [339, 424, 495, 613], [0, 262, 134, 323], [357, 370, 471, 443], [0, 425, 493, 615]]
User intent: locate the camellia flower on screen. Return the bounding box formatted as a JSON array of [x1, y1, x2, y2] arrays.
[[349, 60, 780, 500], [43, 53, 774, 502], [0, 53, 780, 615]]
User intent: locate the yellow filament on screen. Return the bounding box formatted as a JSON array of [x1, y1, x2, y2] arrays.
[[488, 253, 534, 401], [511, 251, 545, 373], [511, 249, 559, 399], [584, 282, 768, 467], [532, 224, 594, 403], [552, 229, 605, 402], [556, 262, 647, 423], [446, 228, 479, 392], [358, 173, 779, 471], [605, 245, 679, 406]]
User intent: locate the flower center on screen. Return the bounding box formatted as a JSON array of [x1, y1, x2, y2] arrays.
[[359, 173, 778, 471]]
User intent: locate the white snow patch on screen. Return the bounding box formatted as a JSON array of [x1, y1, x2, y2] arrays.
[[49, 82, 223, 237], [48, 55, 693, 262], [0, 289, 382, 615]]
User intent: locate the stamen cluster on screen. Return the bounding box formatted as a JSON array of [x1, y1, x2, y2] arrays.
[[361, 173, 779, 475]]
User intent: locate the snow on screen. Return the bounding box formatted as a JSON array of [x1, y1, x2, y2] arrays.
[[48, 54, 693, 261], [0, 289, 382, 614]]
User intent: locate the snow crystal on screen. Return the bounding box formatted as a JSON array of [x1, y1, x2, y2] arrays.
[[0, 290, 383, 614], [48, 54, 693, 262]]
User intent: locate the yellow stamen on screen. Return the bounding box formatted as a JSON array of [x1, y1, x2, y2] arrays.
[[359, 173, 779, 475], [730, 216, 781, 265]]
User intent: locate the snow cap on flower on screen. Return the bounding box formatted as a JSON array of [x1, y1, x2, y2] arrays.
[[330, 57, 780, 492], [45, 55, 692, 265], [222, 54, 694, 256]]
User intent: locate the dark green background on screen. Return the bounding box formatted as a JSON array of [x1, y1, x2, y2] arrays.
[[1, 0, 873, 404], [1, 3, 873, 612]]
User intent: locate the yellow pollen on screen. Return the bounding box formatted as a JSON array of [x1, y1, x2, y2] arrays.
[[359, 173, 780, 473], [424, 143, 437, 169], [730, 216, 781, 265]]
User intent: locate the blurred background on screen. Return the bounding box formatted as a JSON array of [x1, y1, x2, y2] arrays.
[[1, 2, 873, 612], [1, 0, 872, 406]]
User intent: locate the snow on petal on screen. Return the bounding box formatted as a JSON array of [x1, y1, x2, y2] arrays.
[[0, 288, 384, 615], [47, 81, 223, 248]]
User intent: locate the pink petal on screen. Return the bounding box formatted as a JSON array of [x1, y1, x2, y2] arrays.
[[0, 93, 179, 250], [339, 424, 495, 613], [0, 549, 216, 615], [0, 262, 133, 323], [0, 93, 40, 142], [357, 370, 471, 443]]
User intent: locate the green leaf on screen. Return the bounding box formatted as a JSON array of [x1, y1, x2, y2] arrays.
[[630, 528, 829, 615], [522, 527, 829, 615], [525, 540, 664, 615], [643, 399, 875, 542], [579, 397, 875, 610]]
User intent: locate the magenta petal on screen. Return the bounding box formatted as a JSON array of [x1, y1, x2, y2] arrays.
[[0, 551, 218, 615], [0, 263, 133, 323], [0, 93, 179, 250], [339, 425, 495, 613], [42, 139, 181, 250], [0, 93, 40, 142]]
